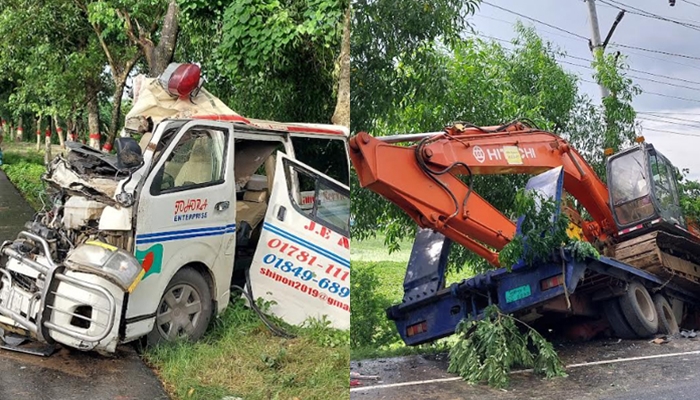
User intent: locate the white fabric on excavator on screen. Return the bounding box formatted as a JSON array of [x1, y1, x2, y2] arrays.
[[126, 75, 242, 127]]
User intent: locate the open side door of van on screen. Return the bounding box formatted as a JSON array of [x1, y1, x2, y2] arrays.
[[247, 152, 350, 330]]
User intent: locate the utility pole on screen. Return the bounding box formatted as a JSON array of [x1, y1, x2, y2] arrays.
[[585, 0, 610, 98]]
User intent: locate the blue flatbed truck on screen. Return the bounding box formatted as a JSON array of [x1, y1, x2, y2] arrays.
[[388, 167, 700, 346]]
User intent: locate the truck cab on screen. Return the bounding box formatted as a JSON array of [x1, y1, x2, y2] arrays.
[[0, 73, 350, 354]]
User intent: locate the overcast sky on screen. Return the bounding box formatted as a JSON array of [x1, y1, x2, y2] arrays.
[[466, 0, 700, 179]]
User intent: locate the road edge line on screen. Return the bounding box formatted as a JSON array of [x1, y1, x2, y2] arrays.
[[350, 349, 700, 392]]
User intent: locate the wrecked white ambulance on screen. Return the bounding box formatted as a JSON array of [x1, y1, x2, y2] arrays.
[[0, 64, 350, 354]]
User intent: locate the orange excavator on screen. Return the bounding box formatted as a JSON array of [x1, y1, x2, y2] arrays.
[[350, 120, 700, 344]]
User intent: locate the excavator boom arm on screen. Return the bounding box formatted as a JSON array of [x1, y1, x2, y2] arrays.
[[349, 124, 616, 267]]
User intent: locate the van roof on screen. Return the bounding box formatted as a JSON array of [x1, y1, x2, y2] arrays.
[[190, 115, 349, 137]]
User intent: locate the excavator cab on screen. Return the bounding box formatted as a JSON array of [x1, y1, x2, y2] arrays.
[[606, 142, 684, 234]]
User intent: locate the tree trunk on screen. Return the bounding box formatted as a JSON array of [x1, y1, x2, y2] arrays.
[[331, 6, 351, 128], [44, 120, 52, 165], [105, 77, 127, 151], [36, 116, 42, 151], [66, 117, 76, 142], [54, 114, 65, 149], [147, 0, 180, 77], [15, 117, 23, 142], [87, 84, 101, 150]]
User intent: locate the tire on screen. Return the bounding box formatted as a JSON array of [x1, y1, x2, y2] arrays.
[[618, 281, 658, 337], [147, 267, 213, 347], [653, 294, 680, 335], [603, 298, 638, 339]]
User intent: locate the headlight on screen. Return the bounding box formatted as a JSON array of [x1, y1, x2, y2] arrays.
[[64, 241, 145, 292]]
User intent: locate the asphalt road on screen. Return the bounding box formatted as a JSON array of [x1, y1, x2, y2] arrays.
[[350, 338, 700, 400], [0, 169, 169, 400]]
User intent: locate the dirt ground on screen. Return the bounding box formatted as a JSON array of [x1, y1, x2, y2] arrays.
[[351, 335, 700, 400]]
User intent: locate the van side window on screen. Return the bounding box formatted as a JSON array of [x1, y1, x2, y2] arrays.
[[284, 159, 350, 236], [152, 128, 227, 195], [290, 137, 349, 186]]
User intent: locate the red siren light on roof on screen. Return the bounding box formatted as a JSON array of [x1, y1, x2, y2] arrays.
[[159, 63, 203, 99]]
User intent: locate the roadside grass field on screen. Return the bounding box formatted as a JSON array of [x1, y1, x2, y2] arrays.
[[351, 235, 459, 360], [0, 144, 50, 210], [1, 145, 350, 400], [144, 300, 349, 400]]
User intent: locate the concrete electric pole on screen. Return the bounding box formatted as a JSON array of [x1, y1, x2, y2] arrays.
[[585, 0, 625, 99]]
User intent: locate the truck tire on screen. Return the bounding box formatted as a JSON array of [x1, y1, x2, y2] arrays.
[[618, 281, 658, 337], [147, 267, 213, 347], [652, 294, 679, 335], [603, 298, 638, 339]]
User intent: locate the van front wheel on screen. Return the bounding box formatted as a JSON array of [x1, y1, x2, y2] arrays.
[[147, 268, 213, 346]]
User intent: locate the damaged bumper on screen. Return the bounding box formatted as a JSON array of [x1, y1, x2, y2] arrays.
[[0, 232, 130, 353]]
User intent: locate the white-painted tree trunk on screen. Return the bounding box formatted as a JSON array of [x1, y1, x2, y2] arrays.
[[54, 115, 65, 149], [36, 117, 41, 151]]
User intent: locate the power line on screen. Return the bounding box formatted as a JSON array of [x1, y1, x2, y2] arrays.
[[637, 112, 700, 123], [559, 59, 700, 91], [638, 110, 700, 116], [640, 126, 700, 137], [637, 90, 700, 104], [608, 44, 700, 71], [578, 77, 700, 103], [473, 33, 700, 88], [470, 7, 700, 71], [613, 43, 700, 61], [681, 0, 700, 8], [638, 116, 700, 129], [470, 14, 588, 44], [598, 0, 700, 31], [480, 1, 589, 41]]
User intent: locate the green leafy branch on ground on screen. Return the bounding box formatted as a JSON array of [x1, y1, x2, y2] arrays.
[[499, 189, 599, 270], [448, 305, 567, 388]]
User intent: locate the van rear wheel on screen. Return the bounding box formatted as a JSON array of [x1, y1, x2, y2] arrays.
[[147, 268, 213, 346]]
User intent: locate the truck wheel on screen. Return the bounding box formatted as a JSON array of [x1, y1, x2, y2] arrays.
[[147, 268, 213, 346], [653, 294, 679, 335], [603, 298, 638, 339], [618, 281, 658, 337]]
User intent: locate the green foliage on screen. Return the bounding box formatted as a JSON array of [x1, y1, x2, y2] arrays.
[[349, 264, 399, 349], [499, 190, 571, 270], [177, 0, 346, 123], [499, 189, 599, 270], [351, 25, 583, 274], [568, 240, 600, 262], [351, 0, 479, 133], [351, 22, 638, 275], [0, 151, 47, 210], [676, 168, 700, 225], [448, 305, 567, 388]]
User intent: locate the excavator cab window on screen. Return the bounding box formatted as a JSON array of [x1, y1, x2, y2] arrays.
[[649, 150, 684, 226], [608, 144, 684, 230], [608, 147, 656, 228]]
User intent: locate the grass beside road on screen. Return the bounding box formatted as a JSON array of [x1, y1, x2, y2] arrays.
[[0, 144, 48, 210], [144, 300, 350, 400], [350, 235, 461, 360]]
